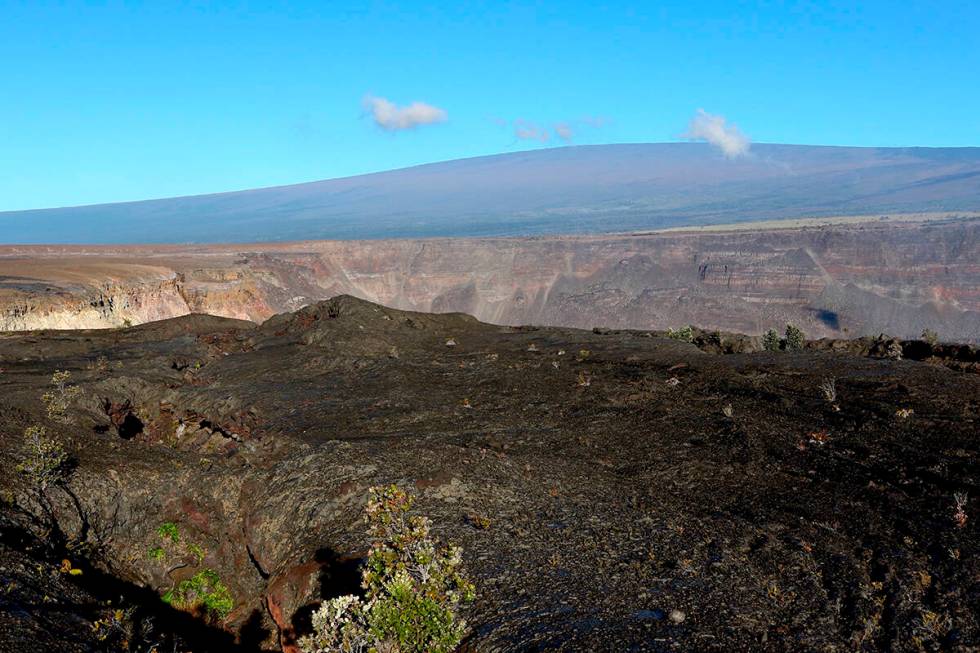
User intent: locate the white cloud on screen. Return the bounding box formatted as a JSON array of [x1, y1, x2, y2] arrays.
[[684, 109, 750, 157], [507, 115, 608, 144], [364, 96, 448, 131], [514, 119, 551, 143], [554, 122, 574, 142]]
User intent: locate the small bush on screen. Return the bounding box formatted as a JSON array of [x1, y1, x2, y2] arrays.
[[147, 546, 166, 561], [300, 485, 474, 653], [762, 329, 781, 352], [666, 325, 694, 342], [150, 521, 208, 567], [886, 341, 903, 360], [41, 370, 81, 424], [921, 329, 939, 346], [162, 568, 233, 621], [784, 324, 805, 351], [90, 605, 160, 650], [819, 377, 837, 403], [16, 425, 70, 493], [953, 493, 968, 529], [157, 522, 180, 544]]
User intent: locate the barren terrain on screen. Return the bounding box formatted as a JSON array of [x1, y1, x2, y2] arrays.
[[1, 296, 978, 651]]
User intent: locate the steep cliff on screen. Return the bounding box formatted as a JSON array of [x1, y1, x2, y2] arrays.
[[2, 217, 978, 340]]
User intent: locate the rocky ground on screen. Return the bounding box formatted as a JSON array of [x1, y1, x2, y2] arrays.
[[1, 296, 978, 652]]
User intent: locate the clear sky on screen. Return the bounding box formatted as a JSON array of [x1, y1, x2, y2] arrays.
[[1, 0, 978, 211]]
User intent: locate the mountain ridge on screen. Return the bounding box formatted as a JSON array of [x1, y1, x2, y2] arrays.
[[3, 143, 979, 244]]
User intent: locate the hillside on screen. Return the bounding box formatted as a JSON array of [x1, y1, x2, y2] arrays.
[[1, 296, 978, 651], [2, 144, 980, 244]]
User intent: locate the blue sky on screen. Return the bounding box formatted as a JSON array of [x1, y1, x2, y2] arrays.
[[1, 0, 978, 211]]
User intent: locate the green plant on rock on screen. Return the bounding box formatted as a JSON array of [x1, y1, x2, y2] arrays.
[[784, 324, 805, 351], [666, 325, 695, 342], [157, 522, 180, 544], [162, 568, 233, 621], [299, 485, 475, 653], [16, 425, 70, 493], [921, 328, 939, 346], [762, 329, 781, 352], [147, 546, 166, 562], [188, 542, 206, 565], [150, 521, 209, 569], [41, 370, 81, 424]]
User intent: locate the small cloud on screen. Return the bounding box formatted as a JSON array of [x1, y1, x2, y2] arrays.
[[363, 95, 448, 131], [514, 119, 550, 143], [684, 109, 750, 157], [505, 115, 608, 144], [554, 122, 574, 142]]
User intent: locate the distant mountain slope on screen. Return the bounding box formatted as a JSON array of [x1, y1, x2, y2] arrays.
[[2, 143, 980, 243]]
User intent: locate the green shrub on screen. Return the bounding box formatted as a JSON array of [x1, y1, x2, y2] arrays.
[[151, 521, 207, 566], [41, 370, 81, 424], [666, 325, 695, 342], [299, 485, 475, 653], [762, 329, 781, 352], [162, 568, 233, 621], [921, 329, 939, 345], [16, 425, 69, 492], [784, 324, 805, 351], [188, 542, 206, 565], [147, 546, 166, 561], [157, 522, 180, 544]]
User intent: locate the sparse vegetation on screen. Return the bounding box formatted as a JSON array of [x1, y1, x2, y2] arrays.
[[913, 609, 952, 646], [299, 485, 474, 653], [666, 325, 694, 342], [784, 324, 805, 351], [41, 370, 81, 424], [188, 542, 206, 565], [921, 328, 939, 345], [147, 546, 166, 562], [953, 493, 968, 529], [464, 512, 492, 530], [90, 604, 161, 651], [148, 520, 222, 619], [16, 425, 70, 493], [762, 328, 781, 352], [818, 377, 836, 403], [157, 522, 180, 544], [818, 377, 839, 412], [162, 568, 234, 621], [89, 355, 112, 374], [3, 295, 979, 650], [886, 340, 903, 360]]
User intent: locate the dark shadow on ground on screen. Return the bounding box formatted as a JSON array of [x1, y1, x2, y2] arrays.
[[288, 546, 363, 645], [0, 517, 277, 652]]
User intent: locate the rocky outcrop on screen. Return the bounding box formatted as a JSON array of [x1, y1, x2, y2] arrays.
[[0, 274, 189, 330], [2, 217, 979, 340], [2, 296, 979, 651]]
